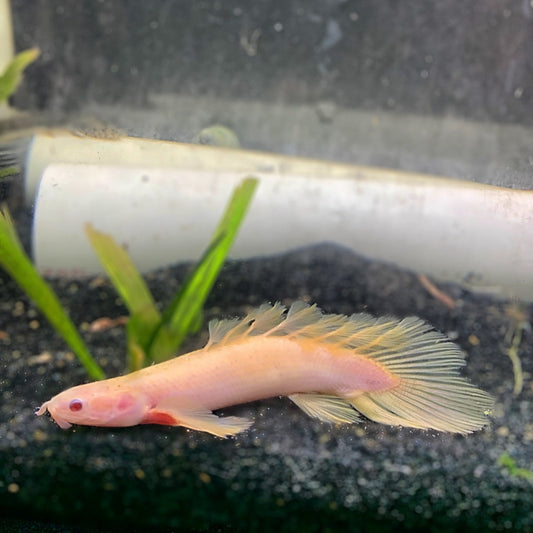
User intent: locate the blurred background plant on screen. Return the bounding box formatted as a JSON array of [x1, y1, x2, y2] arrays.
[[498, 452, 533, 481], [0, 46, 39, 178], [0, 47, 40, 105]]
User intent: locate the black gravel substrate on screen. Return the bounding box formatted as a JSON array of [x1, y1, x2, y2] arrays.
[[1, 244, 532, 532]]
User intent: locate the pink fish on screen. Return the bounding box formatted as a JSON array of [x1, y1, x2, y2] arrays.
[[36, 302, 493, 437]]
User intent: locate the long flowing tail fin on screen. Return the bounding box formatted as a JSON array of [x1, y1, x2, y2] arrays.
[[345, 316, 493, 434]]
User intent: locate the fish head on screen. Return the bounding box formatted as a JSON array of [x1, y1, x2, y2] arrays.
[[36, 381, 148, 429]]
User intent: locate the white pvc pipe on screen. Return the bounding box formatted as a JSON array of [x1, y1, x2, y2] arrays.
[[23, 131, 282, 205], [32, 162, 533, 300]]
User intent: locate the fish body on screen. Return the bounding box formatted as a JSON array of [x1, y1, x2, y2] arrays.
[[37, 302, 493, 437]]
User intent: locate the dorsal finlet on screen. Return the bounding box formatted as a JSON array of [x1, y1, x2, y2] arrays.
[[204, 302, 453, 367], [206, 302, 287, 348], [206, 301, 361, 349]]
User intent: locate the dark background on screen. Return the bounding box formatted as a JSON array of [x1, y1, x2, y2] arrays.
[[11, 0, 533, 124]]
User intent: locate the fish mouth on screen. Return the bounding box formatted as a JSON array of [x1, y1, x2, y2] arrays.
[[35, 401, 72, 429], [35, 401, 49, 416]]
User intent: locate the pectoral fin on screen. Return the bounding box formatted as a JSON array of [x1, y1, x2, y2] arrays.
[[289, 393, 361, 424], [143, 399, 253, 438]]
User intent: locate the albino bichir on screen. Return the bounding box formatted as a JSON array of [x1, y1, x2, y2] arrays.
[[37, 302, 493, 437]]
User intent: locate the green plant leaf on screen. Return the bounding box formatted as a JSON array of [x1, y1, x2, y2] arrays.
[[0, 48, 40, 103], [149, 176, 258, 361], [0, 205, 104, 379], [85, 223, 162, 371]]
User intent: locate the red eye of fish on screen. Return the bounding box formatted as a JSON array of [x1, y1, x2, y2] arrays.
[[69, 399, 83, 412]]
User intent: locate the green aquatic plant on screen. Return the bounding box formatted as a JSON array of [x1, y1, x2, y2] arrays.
[[87, 176, 258, 371], [0, 176, 258, 376], [0, 205, 105, 379], [498, 452, 533, 480]]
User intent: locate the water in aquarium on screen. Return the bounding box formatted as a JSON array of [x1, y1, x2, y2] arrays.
[[1, 2, 532, 532]]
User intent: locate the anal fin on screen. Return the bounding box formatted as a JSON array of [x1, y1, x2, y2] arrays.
[[289, 393, 361, 424], [178, 410, 253, 438]]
